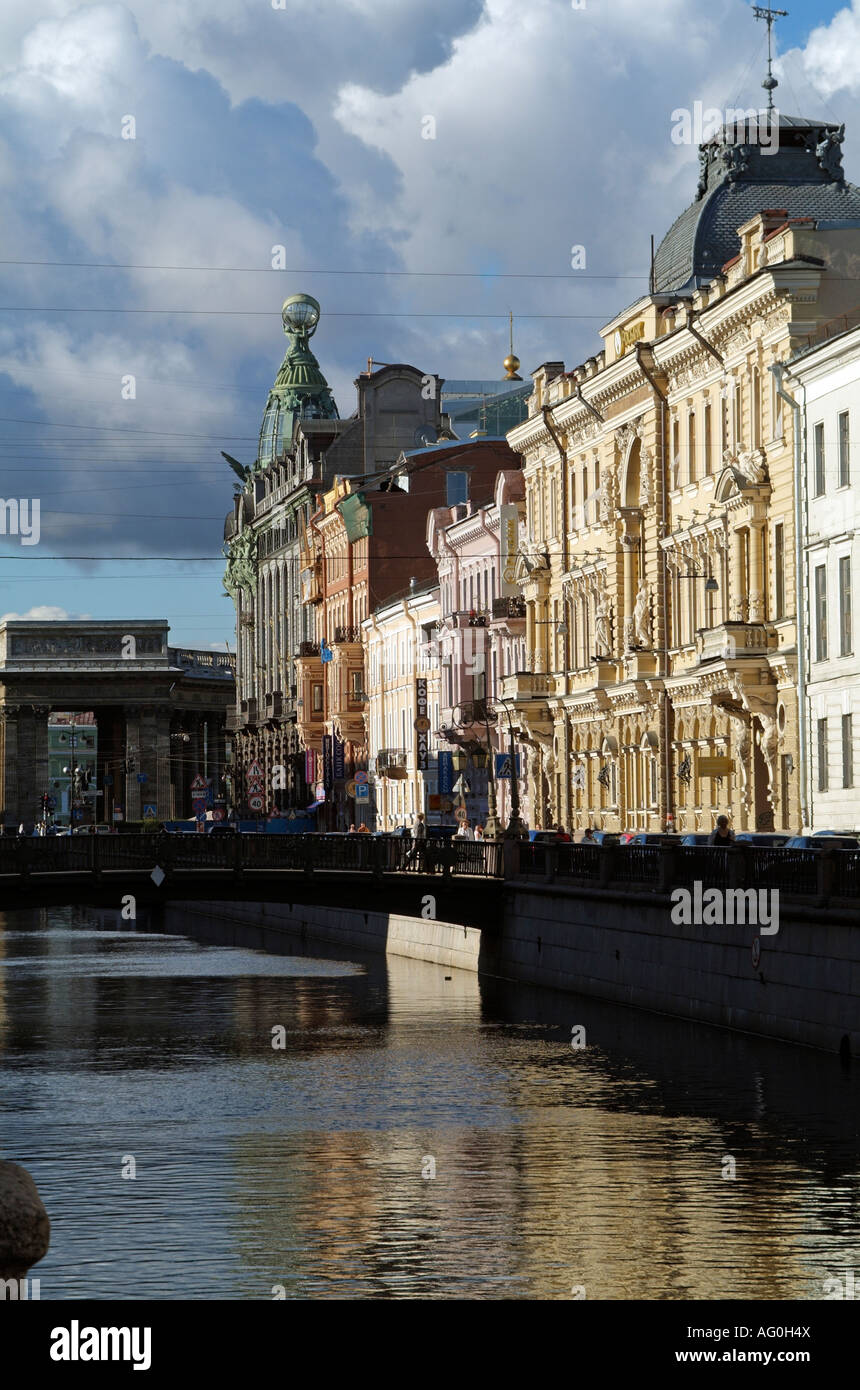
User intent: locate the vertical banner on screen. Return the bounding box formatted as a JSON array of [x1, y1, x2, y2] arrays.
[[415, 678, 429, 771], [333, 735, 345, 780], [305, 749, 315, 786], [322, 734, 333, 791], [499, 503, 520, 597], [438, 749, 453, 795]]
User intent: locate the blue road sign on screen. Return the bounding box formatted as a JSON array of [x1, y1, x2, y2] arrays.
[[196, 812, 206, 823], [495, 753, 521, 779], [143, 803, 157, 819], [72, 807, 84, 821], [355, 783, 370, 803], [137, 773, 148, 784]]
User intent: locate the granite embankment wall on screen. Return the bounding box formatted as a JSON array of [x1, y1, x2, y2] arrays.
[[483, 885, 859, 1055], [170, 899, 481, 973], [171, 889, 859, 1054]]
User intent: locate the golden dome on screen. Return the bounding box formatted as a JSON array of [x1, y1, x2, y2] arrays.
[[503, 353, 522, 381]]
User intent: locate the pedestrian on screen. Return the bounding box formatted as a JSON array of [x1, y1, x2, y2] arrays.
[[582, 826, 596, 843], [708, 814, 735, 845], [357, 823, 370, 834], [406, 812, 428, 870], [456, 821, 473, 840], [348, 823, 356, 833], [474, 823, 484, 841], [555, 824, 571, 842]]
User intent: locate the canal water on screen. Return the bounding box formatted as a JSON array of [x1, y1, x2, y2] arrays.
[[0, 902, 858, 1300]]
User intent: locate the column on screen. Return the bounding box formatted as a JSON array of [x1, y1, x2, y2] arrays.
[[748, 521, 764, 623], [124, 705, 142, 822], [526, 599, 536, 673], [0, 706, 18, 826], [153, 706, 172, 821], [622, 539, 637, 648], [731, 526, 746, 622]]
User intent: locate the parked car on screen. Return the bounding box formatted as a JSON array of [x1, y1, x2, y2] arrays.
[[625, 833, 679, 846], [734, 832, 790, 846], [528, 830, 562, 843], [427, 825, 458, 841], [207, 823, 237, 835], [812, 829, 860, 839], [783, 834, 860, 850], [681, 833, 713, 846]]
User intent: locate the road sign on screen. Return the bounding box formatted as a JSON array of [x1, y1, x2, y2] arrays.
[[698, 756, 733, 777], [247, 762, 263, 780], [72, 807, 84, 821], [345, 780, 357, 798], [249, 794, 264, 812], [137, 773, 148, 784], [191, 797, 206, 814], [143, 803, 157, 820], [191, 774, 208, 792], [413, 715, 431, 733], [455, 806, 468, 822], [113, 809, 124, 822], [354, 770, 368, 785], [212, 808, 225, 822], [355, 783, 370, 804], [494, 753, 521, 778]]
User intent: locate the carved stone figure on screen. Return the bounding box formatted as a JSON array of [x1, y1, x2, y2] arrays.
[[755, 712, 780, 812], [639, 449, 654, 508], [726, 709, 751, 806], [816, 125, 845, 182], [594, 589, 611, 654], [633, 581, 651, 648], [735, 449, 768, 486], [223, 530, 259, 599]]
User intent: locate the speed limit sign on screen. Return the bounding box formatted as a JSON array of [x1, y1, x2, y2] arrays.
[[455, 806, 468, 822]]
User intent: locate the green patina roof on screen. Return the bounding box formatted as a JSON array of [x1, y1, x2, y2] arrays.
[[257, 294, 338, 469]]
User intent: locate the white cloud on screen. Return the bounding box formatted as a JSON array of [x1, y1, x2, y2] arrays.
[[0, 604, 88, 621]]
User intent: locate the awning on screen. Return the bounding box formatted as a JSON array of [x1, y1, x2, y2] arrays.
[[304, 800, 325, 812]]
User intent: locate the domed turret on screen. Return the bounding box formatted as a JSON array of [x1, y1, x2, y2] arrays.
[[257, 293, 338, 469], [653, 116, 860, 295]]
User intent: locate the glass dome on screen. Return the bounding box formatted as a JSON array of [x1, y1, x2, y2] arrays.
[[282, 293, 320, 336]]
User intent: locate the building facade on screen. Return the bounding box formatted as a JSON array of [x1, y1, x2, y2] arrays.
[[788, 322, 860, 830], [363, 583, 441, 832], [223, 293, 444, 817], [506, 113, 860, 836], [427, 469, 528, 829]]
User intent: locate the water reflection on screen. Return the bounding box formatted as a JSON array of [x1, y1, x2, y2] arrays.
[[0, 903, 857, 1300]]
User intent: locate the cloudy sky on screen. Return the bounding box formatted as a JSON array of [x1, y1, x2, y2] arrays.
[[0, 0, 854, 649]]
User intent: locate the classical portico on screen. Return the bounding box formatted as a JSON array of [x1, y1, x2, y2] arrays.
[[0, 621, 234, 826]]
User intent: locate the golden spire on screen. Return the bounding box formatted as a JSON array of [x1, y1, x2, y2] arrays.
[[503, 310, 522, 380]]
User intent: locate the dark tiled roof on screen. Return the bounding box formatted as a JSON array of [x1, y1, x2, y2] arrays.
[[654, 116, 860, 293]]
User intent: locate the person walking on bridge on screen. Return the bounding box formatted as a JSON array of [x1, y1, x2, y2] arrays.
[[708, 814, 735, 845]]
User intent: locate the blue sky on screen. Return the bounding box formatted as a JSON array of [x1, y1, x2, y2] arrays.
[[0, 0, 857, 651]]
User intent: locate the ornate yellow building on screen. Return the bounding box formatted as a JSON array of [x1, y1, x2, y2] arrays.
[[506, 114, 860, 835]]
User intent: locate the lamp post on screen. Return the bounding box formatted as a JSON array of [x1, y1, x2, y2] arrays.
[[489, 697, 528, 839]]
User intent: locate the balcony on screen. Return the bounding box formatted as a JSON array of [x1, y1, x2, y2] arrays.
[[296, 641, 318, 658], [333, 625, 361, 645], [239, 697, 258, 726], [377, 749, 409, 778], [492, 596, 526, 620], [265, 691, 284, 720], [696, 623, 778, 664], [501, 671, 554, 702]]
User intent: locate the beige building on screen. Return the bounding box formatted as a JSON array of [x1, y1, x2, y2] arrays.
[[363, 583, 441, 832], [506, 113, 860, 835]]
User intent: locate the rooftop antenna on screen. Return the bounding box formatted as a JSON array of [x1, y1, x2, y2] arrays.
[[753, 4, 788, 114]]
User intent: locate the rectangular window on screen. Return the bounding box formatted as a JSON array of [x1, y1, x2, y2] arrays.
[[774, 522, 785, 620], [688, 410, 697, 483], [569, 467, 577, 527], [818, 718, 828, 792], [734, 381, 742, 449], [671, 419, 680, 487], [312, 683, 323, 713], [704, 402, 712, 474], [814, 422, 825, 496], [839, 555, 852, 656], [772, 374, 784, 438], [815, 564, 828, 661], [839, 411, 850, 487], [446, 471, 468, 506], [842, 713, 854, 789]]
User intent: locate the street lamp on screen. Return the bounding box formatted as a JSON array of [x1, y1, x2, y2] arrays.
[[491, 697, 528, 839]]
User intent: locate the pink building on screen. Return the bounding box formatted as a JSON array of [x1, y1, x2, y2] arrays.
[[427, 470, 527, 830]]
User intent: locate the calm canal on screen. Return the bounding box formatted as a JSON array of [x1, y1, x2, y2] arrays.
[[1, 903, 858, 1300]]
